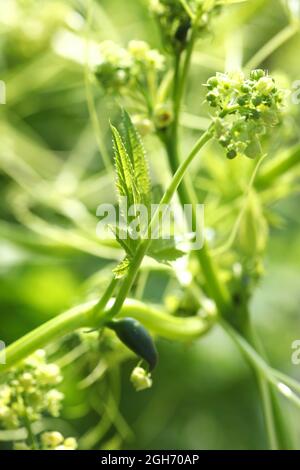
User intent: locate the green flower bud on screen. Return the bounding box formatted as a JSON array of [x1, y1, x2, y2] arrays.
[[128, 40, 150, 60], [36, 363, 62, 385], [255, 76, 275, 94], [132, 115, 154, 136], [41, 431, 64, 448], [63, 437, 78, 450], [207, 76, 218, 89], [154, 103, 173, 130], [237, 95, 248, 106], [250, 69, 265, 81], [252, 96, 262, 106], [241, 84, 251, 93], [227, 147, 237, 160], [219, 136, 230, 148], [0, 385, 11, 405], [130, 366, 152, 392], [19, 372, 35, 391], [45, 389, 64, 417]]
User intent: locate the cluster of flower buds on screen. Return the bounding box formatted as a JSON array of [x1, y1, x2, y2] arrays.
[[14, 432, 78, 451], [95, 40, 165, 94], [40, 431, 77, 450], [149, 0, 221, 52], [0, 350, 63, 431], [205, 70, 286, 159]]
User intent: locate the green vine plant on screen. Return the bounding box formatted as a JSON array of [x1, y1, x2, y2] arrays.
[[1, 0, 300, 450]]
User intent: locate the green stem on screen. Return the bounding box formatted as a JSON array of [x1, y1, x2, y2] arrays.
[[93, 276, 119, 317], [1, 302, 92, 373], [164, 66, 231, 313], [222, 318, 294, 449], [164, 52, 230, 315], [244, 22, 299, 71], [240, 318, 280, 449], [256, 373, 278, 450], [242, 320, 294, 449], [1, 298, 215, 374], [23, 411, 38, 450], [256, 144, 300, 190]]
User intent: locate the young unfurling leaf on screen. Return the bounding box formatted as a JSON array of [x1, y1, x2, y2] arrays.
[[110, 111, 152, 276], [111, 111, 151, 211], [120, 109, 151, 211], [111, 124, 138, 211]]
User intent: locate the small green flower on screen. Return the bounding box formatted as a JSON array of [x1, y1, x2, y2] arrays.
[[130, 366, 153, 392], [41, 431, 64, 448], [132, 115, 154, 136], [45, 389, 64, 417], [41, 432, 78, 450], [154, 103, 174, 129]]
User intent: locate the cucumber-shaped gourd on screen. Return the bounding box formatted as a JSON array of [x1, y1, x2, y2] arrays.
[[107, 318, 158, 371]]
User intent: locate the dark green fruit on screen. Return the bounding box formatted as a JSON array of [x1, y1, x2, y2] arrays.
[[107, 318, 158, 370]]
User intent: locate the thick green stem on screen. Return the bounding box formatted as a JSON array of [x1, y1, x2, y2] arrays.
[[0, 299, 215, 375], [244, 22, 299, 71], [165, 121, 230, 313], [163, 29, 231, 315]]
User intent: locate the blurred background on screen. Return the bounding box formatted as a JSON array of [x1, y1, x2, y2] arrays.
[[0, 0, 300, 450]]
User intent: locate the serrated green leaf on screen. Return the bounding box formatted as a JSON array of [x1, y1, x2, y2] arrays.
[[111, 124, 138, 210], [111, 111, 152, 260], [120, 110, 151, 211], [148, 237, 186, 263]]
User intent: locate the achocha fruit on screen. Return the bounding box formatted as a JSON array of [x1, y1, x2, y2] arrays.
[[107, 317, 158, 371]]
